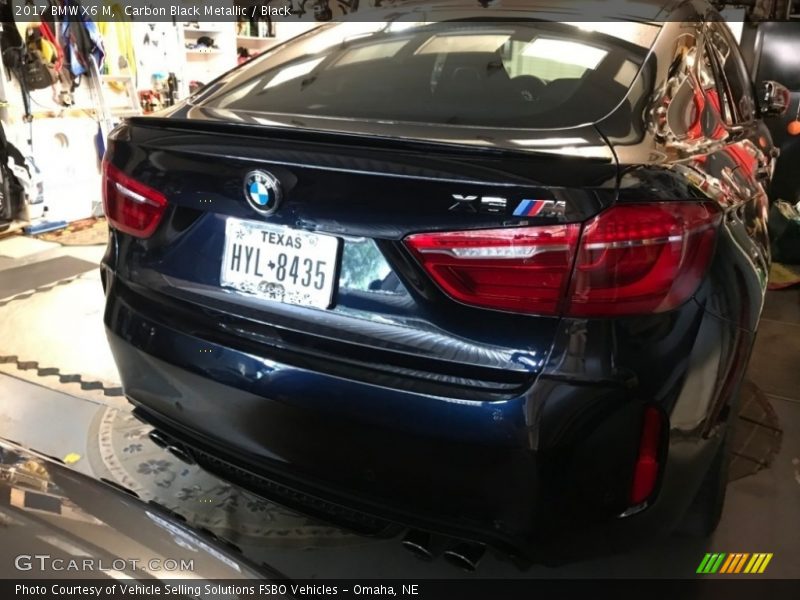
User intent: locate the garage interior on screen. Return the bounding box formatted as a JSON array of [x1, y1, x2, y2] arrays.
[[0, 1, 799, 580]]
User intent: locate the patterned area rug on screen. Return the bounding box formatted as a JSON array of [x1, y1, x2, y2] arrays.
[[87, 407, 357, 547], [768, 262, 800, 290], [38, 218, 109, 246], [730, 380, 783, 481]]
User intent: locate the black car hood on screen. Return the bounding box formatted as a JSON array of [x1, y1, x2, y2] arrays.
[[0, 437, 277, 581]]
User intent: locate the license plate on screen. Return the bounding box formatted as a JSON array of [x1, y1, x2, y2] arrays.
[[220, 218, 340, 309]]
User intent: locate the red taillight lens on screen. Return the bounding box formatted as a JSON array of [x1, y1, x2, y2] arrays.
[[403, 202, 719, 317], [102, 161, 167, 238], [629, 406, 664, 505], [566, 203, 720, 317], [404, 225, 581, 315]]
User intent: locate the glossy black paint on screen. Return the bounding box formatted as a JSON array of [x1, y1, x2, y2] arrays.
[[103, 3, 775, 563], [0, 438, 277, 581]]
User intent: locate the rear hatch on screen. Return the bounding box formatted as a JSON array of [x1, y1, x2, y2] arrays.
[[104, 18, 660, 401], [105, 116, 616, 402]]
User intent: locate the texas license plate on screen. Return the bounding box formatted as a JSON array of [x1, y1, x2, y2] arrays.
[[220, 218, 340, 309]]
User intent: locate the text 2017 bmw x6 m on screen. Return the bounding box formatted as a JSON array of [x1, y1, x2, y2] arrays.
[[101, 1, 789, 566]]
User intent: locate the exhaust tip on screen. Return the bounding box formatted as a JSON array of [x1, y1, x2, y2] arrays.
[[166, 445, 196, 465], [401, 530, 436, 561], [443, 543, 486, 572], [148, 430, 169, 449], [148, 431, 195, 465]]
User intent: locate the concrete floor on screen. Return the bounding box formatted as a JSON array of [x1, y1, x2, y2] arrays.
[[0, 233, 798, 579]]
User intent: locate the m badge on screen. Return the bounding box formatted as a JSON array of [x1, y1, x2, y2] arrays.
[[513, 199, 567, 218]]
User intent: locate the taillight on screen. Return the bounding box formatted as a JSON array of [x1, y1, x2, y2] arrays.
[[403, 202, 719, 317], [566, 203, 720, 316], [102, 161, 167, 238], [404, 225, 581, 315], [629, 406, 664, 505]]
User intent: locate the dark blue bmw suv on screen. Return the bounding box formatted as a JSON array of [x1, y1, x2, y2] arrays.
[[101, 0, 788, 567]]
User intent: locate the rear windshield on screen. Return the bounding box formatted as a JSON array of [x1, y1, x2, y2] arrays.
[[203, 20, 660, 129]]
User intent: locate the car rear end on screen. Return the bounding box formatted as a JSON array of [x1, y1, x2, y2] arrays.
[[102, 16, 740, 561]]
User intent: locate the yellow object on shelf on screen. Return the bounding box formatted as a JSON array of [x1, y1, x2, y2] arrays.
[[98, 2, 136, 89]]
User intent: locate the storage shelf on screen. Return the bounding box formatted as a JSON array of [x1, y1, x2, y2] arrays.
[[176, 9, 252, 100], [237, 35, 275, 41]]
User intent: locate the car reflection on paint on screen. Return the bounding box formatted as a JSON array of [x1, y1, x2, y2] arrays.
[[0, 438, 282, 586]]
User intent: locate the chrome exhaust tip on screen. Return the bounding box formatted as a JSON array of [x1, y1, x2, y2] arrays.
[[443, 542, 486, 572], [165, 444, 196, 465], [148, 430, 195, 465], [401, 530, 437, 561], [148, 430, 169, 448]]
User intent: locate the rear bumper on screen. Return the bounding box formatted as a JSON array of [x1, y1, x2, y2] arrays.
[[106, 326, 542, 555], [104, 272, 746, 562]]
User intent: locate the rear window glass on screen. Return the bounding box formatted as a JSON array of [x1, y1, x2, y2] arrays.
[[203, 20, 659, 129]]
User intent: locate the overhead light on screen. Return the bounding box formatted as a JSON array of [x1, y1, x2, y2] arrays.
[[522, 38, 607, 70], [416, 34, 510, 55], [563, 22, 660, 49], [303, 22, 385, 54], [264, 57, 324, 89]]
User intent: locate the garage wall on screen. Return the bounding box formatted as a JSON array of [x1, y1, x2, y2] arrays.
[[1, 66, 104, 223], [749, 21, 800, 204]]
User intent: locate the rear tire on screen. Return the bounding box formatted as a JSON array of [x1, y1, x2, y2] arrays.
[[677, 428, 733, 537]]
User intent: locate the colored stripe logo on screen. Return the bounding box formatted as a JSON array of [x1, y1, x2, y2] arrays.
[[697, 553, 773, 574], [513, 199, 546, 217]]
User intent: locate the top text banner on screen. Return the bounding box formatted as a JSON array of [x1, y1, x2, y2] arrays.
[[6, 0, 752, 23], [10, 0, 299, 22]]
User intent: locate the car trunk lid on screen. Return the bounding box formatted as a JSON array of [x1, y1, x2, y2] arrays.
[[105, 114, 618, 400]]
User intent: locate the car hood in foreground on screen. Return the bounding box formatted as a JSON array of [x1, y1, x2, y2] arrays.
[[0, 437, 276, 581]]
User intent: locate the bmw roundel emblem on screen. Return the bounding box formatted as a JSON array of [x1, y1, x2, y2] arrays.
[[243, 170, 282, 215]]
